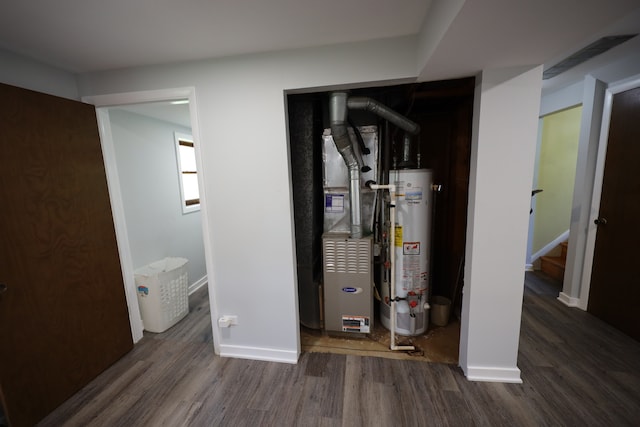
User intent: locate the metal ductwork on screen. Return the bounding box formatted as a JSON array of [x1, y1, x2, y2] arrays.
[[329, 92, 420, 238], [347, 97, 420, 135], [399, 133, 416, 169], [348, 96, 421, 169], [330, 92, 364, 238]]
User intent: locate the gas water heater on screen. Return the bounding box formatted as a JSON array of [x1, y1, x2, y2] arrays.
[[380, 168, 433, 336]]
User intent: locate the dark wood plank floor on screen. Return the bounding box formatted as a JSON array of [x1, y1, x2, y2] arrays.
[[37, 273, 640, 426]]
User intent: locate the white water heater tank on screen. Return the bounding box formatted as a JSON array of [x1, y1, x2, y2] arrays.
[[381, 169, 433, 336]]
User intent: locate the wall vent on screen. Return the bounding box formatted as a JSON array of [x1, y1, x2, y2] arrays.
[[543, 34, 638, 80]]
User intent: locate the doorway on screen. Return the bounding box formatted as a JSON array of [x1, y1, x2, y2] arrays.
[[527, 106, 582, 277], [105, 102, 207, 293], [581, 78, 640, 341], [287, 78, 474, 362], [84, 89, 219, 350]]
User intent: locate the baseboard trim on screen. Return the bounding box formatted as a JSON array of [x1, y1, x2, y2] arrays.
[[531, 230, 570, 263], [219, 344, 299, 364], [557, 292, 580, 308], [525, 263, 534, 272], [188, 275, 208, 295], [463, 366, 522, 383]]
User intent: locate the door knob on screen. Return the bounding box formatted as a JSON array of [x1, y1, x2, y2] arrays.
[[594, 217, 608, 226]]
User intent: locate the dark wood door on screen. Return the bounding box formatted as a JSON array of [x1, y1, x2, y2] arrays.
[[0, 83, 133, 426], [587, 85, 640, 341]]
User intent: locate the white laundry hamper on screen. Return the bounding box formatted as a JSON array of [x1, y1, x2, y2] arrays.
[[134, 257, 189, 333]]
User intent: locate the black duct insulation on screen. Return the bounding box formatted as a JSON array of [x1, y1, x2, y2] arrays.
[[288, 97, 323, 329]]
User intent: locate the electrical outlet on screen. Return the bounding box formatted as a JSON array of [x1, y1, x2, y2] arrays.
[[218, 315, 238, 328]]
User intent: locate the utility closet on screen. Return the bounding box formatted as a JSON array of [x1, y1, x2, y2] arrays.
[[288, 78, 474, 350]]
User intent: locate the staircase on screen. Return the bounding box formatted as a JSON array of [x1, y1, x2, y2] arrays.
[[540, 241, 568, 282]]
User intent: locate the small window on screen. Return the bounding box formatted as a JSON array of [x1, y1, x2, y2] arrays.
[[174, 132, 200, 213]]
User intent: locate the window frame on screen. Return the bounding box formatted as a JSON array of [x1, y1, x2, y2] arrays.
[[174, 132, 200, 214]]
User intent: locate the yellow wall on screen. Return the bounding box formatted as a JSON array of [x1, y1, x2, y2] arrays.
[[532, 105, 582, 254]]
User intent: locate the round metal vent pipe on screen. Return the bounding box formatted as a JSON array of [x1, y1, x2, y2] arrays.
[[329, 92, 421, 238], [347, 97, 420, 135], [329, 91, 363, 238]]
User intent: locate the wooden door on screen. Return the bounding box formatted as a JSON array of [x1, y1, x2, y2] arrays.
[[587, 85, 640, 341], [0, 83, 133, 426]]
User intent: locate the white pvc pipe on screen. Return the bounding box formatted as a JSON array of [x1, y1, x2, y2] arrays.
[[369, 183, 415, 352]]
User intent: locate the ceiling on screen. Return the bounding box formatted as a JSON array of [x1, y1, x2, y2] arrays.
[[0, 0, 431, 73], [0, 1, 638, 79], [2, 0, 638, 123]]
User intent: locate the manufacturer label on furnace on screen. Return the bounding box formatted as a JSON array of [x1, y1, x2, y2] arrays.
[[325, 194, 345, 213], [342, 315, 370, 333]]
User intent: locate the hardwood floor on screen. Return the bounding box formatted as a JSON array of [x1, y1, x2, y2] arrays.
[[38, 273, 640, 426]]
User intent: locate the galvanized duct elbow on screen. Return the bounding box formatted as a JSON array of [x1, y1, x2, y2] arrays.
[[347, 97, 420, 135], [329, 93, 420, 237], [329, 92, 363, 239], [348, 96, 421, 169]]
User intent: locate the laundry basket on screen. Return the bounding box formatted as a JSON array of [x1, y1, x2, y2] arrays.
[[134, 257, 189, 333]]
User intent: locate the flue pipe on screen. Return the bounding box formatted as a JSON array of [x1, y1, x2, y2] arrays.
[[347, 97, 420, 135], [348, 96, 420, 169], [329, 91, 363, 238]]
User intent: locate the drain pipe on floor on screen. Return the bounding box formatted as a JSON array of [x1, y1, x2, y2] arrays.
[[368, 182, 415, 352]]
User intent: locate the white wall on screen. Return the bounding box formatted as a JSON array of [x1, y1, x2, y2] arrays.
[[0, 48, 79, 100], [459, 65, 543, 383], [77, 37, 419, 363], [540, 81, 583, 117], [3, 37, 549, 379], [109, 109, 207, 289]]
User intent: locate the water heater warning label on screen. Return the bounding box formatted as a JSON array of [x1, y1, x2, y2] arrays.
[[342, 315, 370, 333], [395, 226, 403, 247], [325, 194, 345, 213], [403, 242, 420, 255]]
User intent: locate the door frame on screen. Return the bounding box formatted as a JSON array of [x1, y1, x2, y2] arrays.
[[83, 88, 220, 353], [578, 74, 640, 310]]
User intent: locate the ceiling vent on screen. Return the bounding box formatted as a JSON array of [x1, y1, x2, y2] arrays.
[[543, 34, 638, 80]]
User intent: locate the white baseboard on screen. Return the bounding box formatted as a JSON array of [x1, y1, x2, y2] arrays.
[[188, 275, 208, 295], [557, 292, 580, 308], [463, 366, 523, 383], [219, 344, 299, 364], [525, 263, 534, 272], [531, 230, 570, 263]]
